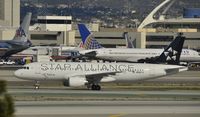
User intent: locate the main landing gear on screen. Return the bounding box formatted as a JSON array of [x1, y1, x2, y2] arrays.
[[91, 84, 101, 91], [87, 84, 101, 91]]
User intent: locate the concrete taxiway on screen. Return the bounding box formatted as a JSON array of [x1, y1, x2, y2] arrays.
[[8, 88, 200, 101], [15, 101, 200, 117]]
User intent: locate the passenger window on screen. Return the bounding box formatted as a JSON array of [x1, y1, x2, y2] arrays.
[[22, 67, 29, 70], [22, 67, 26, 69]]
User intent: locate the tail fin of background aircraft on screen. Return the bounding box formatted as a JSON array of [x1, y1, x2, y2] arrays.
[[13, 12, 32, 43], [156, 33, 185, 65], [78, 42, 84, 48], [140, 33, 185, 65], [123, 32, 135, 48], [78, 24, 103, 49]]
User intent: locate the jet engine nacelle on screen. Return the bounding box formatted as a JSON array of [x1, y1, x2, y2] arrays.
[[63, 76, 88, 87]]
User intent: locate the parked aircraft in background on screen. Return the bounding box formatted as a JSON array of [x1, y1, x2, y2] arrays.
[[0, 12, 32, 60], [11, 25, 135, 62], [123, 32, 135, 48], [78, 24, 200, 64]]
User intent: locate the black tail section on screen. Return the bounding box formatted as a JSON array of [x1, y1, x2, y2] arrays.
[[156, 33, 185, 65], [139, 33, 185, 65]]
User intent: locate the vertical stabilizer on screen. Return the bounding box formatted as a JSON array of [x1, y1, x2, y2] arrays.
[[156, 33, 185, 65], [78, 24, 102, 49], [13, 12, 32, 43], [123, 32, 135, 48]]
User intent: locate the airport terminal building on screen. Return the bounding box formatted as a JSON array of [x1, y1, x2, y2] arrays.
[[28, 0, 200, 52], [0, 0, 200, 52], [0, 0, 20, 40]]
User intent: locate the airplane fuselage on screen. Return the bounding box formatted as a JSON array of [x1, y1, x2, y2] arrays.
[[0, 40, 30, 59], [81, 48, 200, 63], [15, 62, 187, 83]]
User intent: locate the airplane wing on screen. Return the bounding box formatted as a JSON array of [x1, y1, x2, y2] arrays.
[[66, 71, 120, 78], [84, 71, 120, 78], [65, 71, 120, 83], [126, 57, 141, 63], [165, 66, 188, 75]]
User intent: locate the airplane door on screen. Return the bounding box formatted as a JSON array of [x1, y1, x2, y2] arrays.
[[34, 64, 46, 79], [108, 49, 113, 59], [35, 64, 41, 75], [34, 64, 49, 80]]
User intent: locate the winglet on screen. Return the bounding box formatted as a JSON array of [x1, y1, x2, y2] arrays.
[[78, 24, 102, 49]]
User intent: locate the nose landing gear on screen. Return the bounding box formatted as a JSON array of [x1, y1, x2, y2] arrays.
[[34, 81, 40, 89]]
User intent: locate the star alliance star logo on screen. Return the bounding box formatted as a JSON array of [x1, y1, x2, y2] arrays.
[[164, 47, 178, 61]]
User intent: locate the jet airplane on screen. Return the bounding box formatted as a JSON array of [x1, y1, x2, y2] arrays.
[[78, 24, 200, 64], [0, 13, 32, 60]]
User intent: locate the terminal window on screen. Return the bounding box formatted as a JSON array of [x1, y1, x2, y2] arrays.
[[31, 35, 57, 40], [38, 20, 71, 24], [146, 36, 174, 42]]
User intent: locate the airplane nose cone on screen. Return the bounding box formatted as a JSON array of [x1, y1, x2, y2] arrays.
[[14, 70, 23, 78]]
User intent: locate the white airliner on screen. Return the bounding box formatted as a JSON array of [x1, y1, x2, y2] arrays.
[[14, 62, 187, 90], [78, 24, 200, 63], [81, 48, 200, 63]]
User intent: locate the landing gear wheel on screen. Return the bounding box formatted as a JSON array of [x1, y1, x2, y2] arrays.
[[34, 81, 40, 90], [35, 85, 40, 89], [86, 84, 91, 89], [96, 85, 101, 90], [91, 85, 101, 91]]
